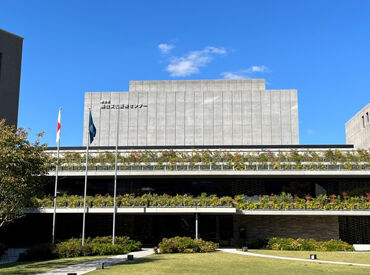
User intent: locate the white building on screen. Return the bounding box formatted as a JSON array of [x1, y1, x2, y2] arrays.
[[83, 79, 299, 146]]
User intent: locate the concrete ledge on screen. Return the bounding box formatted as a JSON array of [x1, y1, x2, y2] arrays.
[[48, 170, 370, 178], [24, 207, 236, 214], [240, 210, 370, 216], [353, 244, 370, 251], [24, 208, 370, 215]]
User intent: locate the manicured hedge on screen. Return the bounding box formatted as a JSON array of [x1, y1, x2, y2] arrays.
[[246, 237, 354, 251], [55, 149, 370, 171], [33, 192, 370, 210], [158, 236, 219, 253], [18, 236, 141, 261]]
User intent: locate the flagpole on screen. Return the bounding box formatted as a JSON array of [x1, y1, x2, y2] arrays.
[[112, 108, 120, 245], [52, 107, 61, 245], [82, 108, 90, 246]]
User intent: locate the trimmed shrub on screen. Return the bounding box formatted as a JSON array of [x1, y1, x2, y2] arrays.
[[158, 236, 218, 253], [54, 236, 142, 258], [266, 237, 354, 251], [19, 236, 142, 261]]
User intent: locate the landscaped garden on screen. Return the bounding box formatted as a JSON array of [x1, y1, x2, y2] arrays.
[[32, 192, 370, 210], [51, 149, 370, 171], [1, 236, 367, 274]]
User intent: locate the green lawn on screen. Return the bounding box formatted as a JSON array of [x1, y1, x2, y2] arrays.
[[249, 249, 370, 264], [0, 256, 107, 275], [88, 251, 370, 275]]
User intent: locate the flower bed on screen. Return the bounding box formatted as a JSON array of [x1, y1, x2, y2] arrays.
[[264, 237, 354, 251], [51, 149, 370, 171], [32, 193, 370, 210], [158, 236, 218, 253]]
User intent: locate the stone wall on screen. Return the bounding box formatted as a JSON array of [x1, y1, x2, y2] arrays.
[[233, 215, 339, 243]]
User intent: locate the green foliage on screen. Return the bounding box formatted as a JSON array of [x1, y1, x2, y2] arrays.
[[19, 236, 141, 261], [158, 236, 218, 253], [266, 237, 354, 251], [55, 149, 370, 171], [0, 120, 51, 228], [33, 192, 370, 210]]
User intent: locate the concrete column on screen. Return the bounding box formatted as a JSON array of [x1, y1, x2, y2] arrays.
[[195, 213, 199, 239]]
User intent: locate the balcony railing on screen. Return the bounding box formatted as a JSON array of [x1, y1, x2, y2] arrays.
[[55, 161, 370, 172]]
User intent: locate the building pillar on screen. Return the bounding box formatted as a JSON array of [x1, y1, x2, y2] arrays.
[[195, 213, 199, 239]]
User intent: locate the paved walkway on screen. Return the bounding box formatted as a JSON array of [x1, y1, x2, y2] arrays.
[[219, 248, 370, 267], [38, 249, 154, 275]]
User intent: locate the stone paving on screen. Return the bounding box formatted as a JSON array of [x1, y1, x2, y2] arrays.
[[38, 249, 154, 275], [219, 248, 370, 267]]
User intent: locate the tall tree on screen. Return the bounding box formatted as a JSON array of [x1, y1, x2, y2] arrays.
[[0, 119, 50, 228]]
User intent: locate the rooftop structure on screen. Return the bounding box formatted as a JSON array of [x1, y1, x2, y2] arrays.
[[83, 79, 299, 146]]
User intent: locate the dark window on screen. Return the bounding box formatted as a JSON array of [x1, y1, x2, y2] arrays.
[[367, 112, 369, 123], [362, 116, 365, 128]]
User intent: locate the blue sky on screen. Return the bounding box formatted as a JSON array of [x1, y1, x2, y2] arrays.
[[1, 0, 369, 146]]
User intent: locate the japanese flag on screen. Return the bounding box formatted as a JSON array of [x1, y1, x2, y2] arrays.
[[56, 108, 61, 143]]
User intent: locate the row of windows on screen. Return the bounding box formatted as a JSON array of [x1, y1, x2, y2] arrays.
[[361, 112, 369, 128]]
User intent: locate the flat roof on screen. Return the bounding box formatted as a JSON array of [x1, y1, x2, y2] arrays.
[[47, 144, 354, 151]]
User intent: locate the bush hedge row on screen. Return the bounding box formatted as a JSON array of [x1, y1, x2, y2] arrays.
[[247, 237, 354, 251], [19, 236, 141, 261], [56, 149, 369, 168], [158, 236, 219, 253], [33, 192, 370, 210]]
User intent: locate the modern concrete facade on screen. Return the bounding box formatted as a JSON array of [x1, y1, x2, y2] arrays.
[[83, 79, 299, 146], [345, 103, 370, 149], [0, 29, 23, 127]]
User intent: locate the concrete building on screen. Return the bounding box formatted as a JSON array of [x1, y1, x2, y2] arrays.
[[1, 78, 369, 249], [0, 29, 23, 127], [83, 79, 299, 146], [346, 103, 370, 149]]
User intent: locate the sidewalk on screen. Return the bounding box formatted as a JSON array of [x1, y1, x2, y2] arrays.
[[38, 249, 154, 275], [218, 248, 370, 267]]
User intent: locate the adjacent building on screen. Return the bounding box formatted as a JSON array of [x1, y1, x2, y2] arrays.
[[0, 29, 23, 127], [346, 103, 370, 149]]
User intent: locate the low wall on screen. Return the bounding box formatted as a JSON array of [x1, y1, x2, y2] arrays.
[[233, 215, 339, 243]]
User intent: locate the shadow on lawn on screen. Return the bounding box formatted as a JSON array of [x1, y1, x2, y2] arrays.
[[108, 256, 163, 267], [0, 259, 94, 275]]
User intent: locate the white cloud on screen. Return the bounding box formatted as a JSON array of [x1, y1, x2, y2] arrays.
[[221, 72, 247, 79], [221, 65, 270, 79], [158, 43, 175, 54], [242, 65, 270, 73], [306, 129, 315, 135], [166, 46, 226, 77]]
